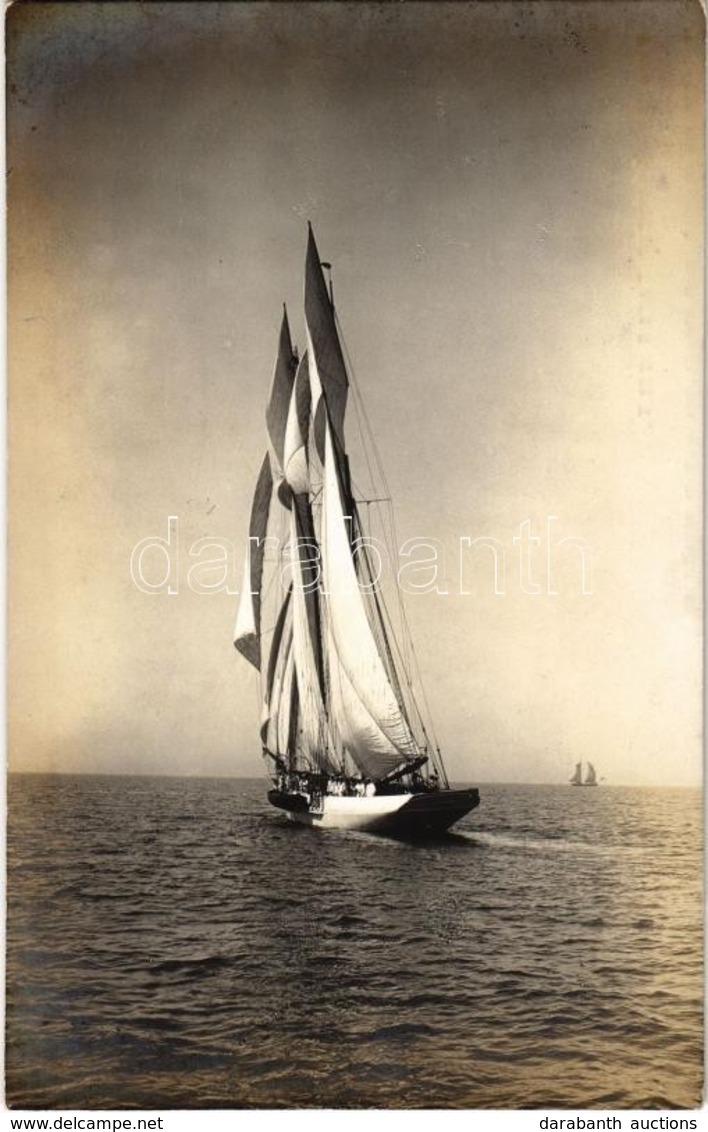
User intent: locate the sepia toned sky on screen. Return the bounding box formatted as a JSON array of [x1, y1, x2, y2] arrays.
[[8, 1, 703, 785]]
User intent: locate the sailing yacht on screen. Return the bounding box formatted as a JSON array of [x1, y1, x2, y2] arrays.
[[569, 762, 598, 787], [233, 225, 480, 836]]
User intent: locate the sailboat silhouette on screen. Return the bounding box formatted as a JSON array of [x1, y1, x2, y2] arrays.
[[569, 762, 598, 787], [233, 225, 480, 835]]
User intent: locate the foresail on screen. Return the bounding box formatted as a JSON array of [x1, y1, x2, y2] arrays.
[[233, 453, 273, 669], [321, 420, 418, 778]]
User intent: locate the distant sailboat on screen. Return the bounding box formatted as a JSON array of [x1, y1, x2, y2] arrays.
[[233, 225, 480, 836], [570, 761, 598, 787]]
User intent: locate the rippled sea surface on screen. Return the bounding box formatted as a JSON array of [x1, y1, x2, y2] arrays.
[[6, 775, 703, 1109]]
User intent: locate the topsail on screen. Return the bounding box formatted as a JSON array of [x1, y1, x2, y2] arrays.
[[305, 223, 349, 465]]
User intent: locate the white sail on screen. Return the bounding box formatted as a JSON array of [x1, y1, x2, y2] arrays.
[[235, 309, 296, 668], [282, 357, 311, 496], [288, 505, 337, 772], [264, 613, 294, 755], [321, 419, 418, 778], [569, 761, 582, 785], [267, 307, 298, 504], [233, 454, 273, 669], [326, 621, 409, 778], [585, 762, 597, 786], [234, 554, 257, 659], [273, 644, 296, 756]]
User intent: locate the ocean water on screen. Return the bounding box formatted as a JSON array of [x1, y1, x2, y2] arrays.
[[6, 774, 703, 1110]]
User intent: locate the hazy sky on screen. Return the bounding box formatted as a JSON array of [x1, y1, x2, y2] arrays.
[[8, 1, 703, 785]]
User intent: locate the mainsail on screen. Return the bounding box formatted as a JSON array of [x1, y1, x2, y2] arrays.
[[321, 420, 417, 778], [235, 227, 436, 782], [569, 762, 582, 786]]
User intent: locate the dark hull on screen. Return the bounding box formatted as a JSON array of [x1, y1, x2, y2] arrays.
[[267, 787, 480, 837], [385, 788, 481, 837]]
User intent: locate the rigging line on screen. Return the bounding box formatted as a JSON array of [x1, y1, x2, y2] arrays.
[[371, 570, 432, 750], [384, 497, 414, 678], [336, 310, 393, 500], [260, 545, 283, 610], [353, 499, 427, 741], [352, 504, 410, 727], [253, 664, 264, 753], [352, 479, 414, 691], [337, 326, 414, 666], [351, 512, 420, 744], [317, 580, 345, 777], [344, 417, 408, 656], [336, 316, 398, 556], [367, 491, 416, 684], [347, 369, 382, 515], [369, 494, 441, 754], [380, 501, 443, 760], [342, 376, 405, 643], [341, 349, 410, 667], [406, 634, 443, 764], [363, 496, 407, 666]]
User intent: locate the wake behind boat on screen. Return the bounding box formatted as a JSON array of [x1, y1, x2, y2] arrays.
[[234, 225, 479, 837]]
